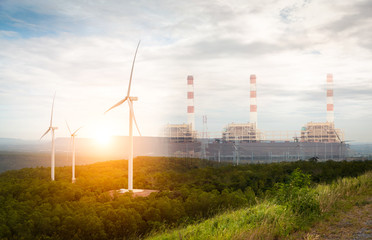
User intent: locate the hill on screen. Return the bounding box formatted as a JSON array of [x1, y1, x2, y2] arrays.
[[0, 157, 371, 239], [147, 170, 371, 239]]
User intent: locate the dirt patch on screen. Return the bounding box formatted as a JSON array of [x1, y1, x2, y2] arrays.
[[108, 189, 159, 198], [302, 197, 372, 240], [130, 189, 159, 197]]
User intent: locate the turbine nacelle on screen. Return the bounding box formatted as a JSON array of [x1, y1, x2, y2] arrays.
[[65, 120, 82, 137]]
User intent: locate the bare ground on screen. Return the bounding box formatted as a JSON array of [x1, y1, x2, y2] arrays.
[[108, 189, 159, 198], [301, 197, 372, 240]]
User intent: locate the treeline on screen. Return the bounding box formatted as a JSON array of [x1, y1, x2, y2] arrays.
[[0, 151, 111, 173], [0, 158, 371, 239]]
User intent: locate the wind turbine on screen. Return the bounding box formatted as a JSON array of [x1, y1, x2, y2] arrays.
[[66, 121, 82, 183], [40, 93, 58, 181], [105, 41, 142, 191]]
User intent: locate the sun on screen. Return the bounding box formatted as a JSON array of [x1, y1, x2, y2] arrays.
[[94, 129, 112, 145], [90, 117, 115, 146]]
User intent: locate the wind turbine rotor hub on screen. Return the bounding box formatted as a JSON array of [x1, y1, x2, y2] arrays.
[[129, 96, 138, 101]]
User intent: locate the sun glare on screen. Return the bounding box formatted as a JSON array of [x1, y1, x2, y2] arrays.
[[89, 118, 115, 146], [96, 134, 111, 145], [94, 129, 112, 145]]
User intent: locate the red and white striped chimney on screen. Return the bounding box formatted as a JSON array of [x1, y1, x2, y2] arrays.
[[187, 75, 195, 131], [250, 74, 257, 127], [326, 73, 334, 123]]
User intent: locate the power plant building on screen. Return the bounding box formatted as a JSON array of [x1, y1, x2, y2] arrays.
[[222, 123, 262, 142], [165, 75, 196, 143], [300, 122, 344, 143], [223, 75, 261, 142], [164, 123, 196, 143], [300, 74, 344, 143], [165, 73, 348, 162]]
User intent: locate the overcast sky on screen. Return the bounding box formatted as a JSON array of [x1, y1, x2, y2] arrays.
[[0, 0, 371, 142]]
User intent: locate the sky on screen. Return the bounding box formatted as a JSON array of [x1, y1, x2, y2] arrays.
[[0, 0, 371, 142]]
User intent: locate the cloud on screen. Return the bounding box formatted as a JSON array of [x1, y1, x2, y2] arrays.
[[320, 0, 372, 51], [0, 30, 19, 38], [184, 39, 283, 59], [325, 1, 372, 32], [0, 0, 372, 141]]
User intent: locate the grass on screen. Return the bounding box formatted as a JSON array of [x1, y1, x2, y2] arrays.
[[295, 172, 372, 239], [316, 171, 371, 213], [147, 203, 293, 240], [146, 171, 372, 240]]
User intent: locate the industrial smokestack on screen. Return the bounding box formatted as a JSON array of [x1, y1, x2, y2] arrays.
[[187, 75, 195, 131], [250, 74, 257, 127], [326, 73, 334, 123]]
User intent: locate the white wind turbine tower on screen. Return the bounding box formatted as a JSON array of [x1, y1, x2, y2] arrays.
[[40, 93, 58, 181], [66, 121, 82, 183], [105, 41, 142, 192]]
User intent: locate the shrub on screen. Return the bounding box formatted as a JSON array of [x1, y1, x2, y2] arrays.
[[275, 169, 320, 216]]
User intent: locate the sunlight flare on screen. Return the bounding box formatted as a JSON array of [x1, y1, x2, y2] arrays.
[[94, 128, 112, 145]]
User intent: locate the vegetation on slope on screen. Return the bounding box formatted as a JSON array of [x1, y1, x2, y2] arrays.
[[148, 170, 372, 240], [0, 157, 371, 239]]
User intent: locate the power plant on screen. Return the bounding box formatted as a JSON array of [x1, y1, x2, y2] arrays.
[[222, 75, 262, 143], [165, 74, 347, 162], [164, 75, 197, 143]]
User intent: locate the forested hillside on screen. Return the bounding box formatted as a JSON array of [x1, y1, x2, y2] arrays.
[[0, 157, 371, 239]]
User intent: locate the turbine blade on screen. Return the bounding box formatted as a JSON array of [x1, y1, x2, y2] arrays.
[[40, 128, 51, 140], [65, 120, 72, 135], [128, 100, 142, 136], [50, 92, 56, 127], [73, 126, 83, 135], [133, 113, 142, 137], [126, 40, 141, 97], [104, 97, 127, 114]]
